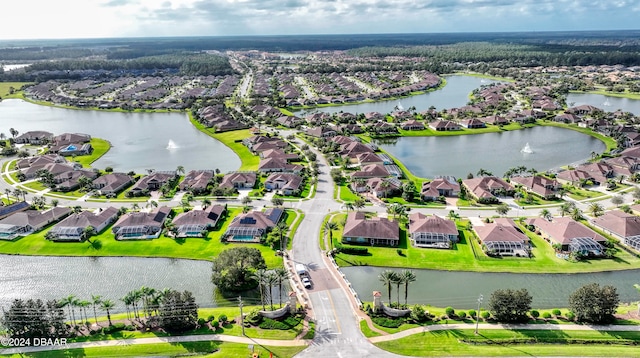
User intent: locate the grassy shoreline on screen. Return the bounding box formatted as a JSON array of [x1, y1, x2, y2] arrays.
[[570, 89, 640, 100]]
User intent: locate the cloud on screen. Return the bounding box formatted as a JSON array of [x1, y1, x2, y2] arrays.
[[101, 0, 136, 7]]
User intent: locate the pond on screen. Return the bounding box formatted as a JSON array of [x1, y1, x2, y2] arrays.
[[0, 255, 283, 312], [0, 99, 240, 173], [377, 126, 605, 179], [566, 93, 640, 115], [341, 266, 640, 309], [295, 75, 501, 115]]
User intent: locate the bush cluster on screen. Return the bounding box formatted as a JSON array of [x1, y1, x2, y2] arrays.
[[371, 316, 403, 328], [335, 243, 369, 255]]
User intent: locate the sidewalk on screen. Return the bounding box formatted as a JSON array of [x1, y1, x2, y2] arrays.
[[0, 334, 310, 355], [368, 322, 640, 343]]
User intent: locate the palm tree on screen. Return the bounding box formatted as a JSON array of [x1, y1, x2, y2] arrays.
[[476, 168, 492, 177], [274, 267, 289, 308], [253, 269, 268, 311], [378, 270, 398, 303], [273, 221, 289, 250], [588, 202, 605, 217], [400, 269, 417, 306], [91, 295, 102, 325], [539, 209, 552, 221], [448, 210, 460, 221], [201, 198, 211, 209], [353, 198, 366, 211], [323, 221, 339, 251], [4, 189, 11, 202], [77, 300, 90, 325], [342, 202, 355, 212], [266, 272, 278, 311], [571, 207, 584, 221], [558, 202, 573, 217], [60, 295, 78, 326], [392, 272, 402, 304], [101, 300, 115, 326], [121, 294, 132, 321], [176, 165, 185, 176]]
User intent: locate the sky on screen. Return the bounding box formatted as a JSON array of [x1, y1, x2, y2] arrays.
[[1, 0, 639, 40]]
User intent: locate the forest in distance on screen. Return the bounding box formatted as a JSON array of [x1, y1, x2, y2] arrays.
[[2, 30, 640, 80]]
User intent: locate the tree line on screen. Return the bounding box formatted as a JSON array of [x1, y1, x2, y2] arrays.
[[1, 287, 199, 339]]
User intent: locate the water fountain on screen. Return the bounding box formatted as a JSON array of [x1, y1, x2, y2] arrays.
[[521, 142, 533, 154], [166, 139, 179, 150]]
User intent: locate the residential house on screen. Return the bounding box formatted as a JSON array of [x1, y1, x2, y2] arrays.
[[306, 126, 337, 138], [462, 176, 515, 203], [128, 171, 177, 195], [556, 163, 614, 186], [400, 120, 425, 130], [16, 154, 65, 170], [112, 206, 172, 240], [408, 213, 458, 249], [21, 162, 80, 180], [0, 207, 71, 240], [351, 164, 390, 179], [14, 131, 54, 144], [474, 218, 531, 257], [421, 176, 460, 201], [479, 115, 509, 126], [54, 169, 99, 192], [339, 141, 375, 163], [460, 118, 486, 129], [591, 210, 640, 252], [0, 201, 30, 220], [264, 173, 303, 195], [275, 115, 303, 128], [526, 217, 606, 256], [223, 208, 283, 242], [172, 204, 226, 237], [351, 177, 401, 198], [356, 152, 384, 167], [219, 172, 257, 190], [429, 120, 461, 131], [47, 207, 119, 241], [179, 170, 215, 194], [342, 211, 399, 247], [604, 156, 640, 177], [92, 173, 134, 196], [511, 175, 562, 200], [258, 158, 303, 173]]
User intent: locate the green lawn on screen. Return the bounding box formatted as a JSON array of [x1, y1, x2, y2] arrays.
[[0, 82, 30, 99], [564, 186, 605, 201], [331, 215, 640, 273], [0, 207, 300, 268], [337, 182, 361, 202], [188, 115, 259, 171], [375, 329, 640, 357], [570, 89, 640, 100], [74, 138, 111, 167], [538, 121, 617, 153], [0, 341, 306, 358], [397, 123, 523, 137]]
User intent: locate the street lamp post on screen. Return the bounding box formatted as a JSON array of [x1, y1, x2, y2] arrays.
[[475, 294, 483, 335]]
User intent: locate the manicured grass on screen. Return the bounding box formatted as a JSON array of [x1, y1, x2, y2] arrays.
[[0, 207, 297, 268], [359, 319, 382, 338], [0, 82, 30, 99], [571, 89, 640, 100], [375, 329, 640, 357], [74, 138, 111, 167], [337, 182, 361, 202], [19, 181, 47, 191], [453, 72, 516, 82], [564, 186, 605, 201], [188, 114, 259, 171], [332, 215, 640, 273], [397, 123, 523, 137], [0, 341, 306, 358]]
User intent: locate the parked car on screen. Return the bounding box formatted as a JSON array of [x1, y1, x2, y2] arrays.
[[302, 277, 312, 288]]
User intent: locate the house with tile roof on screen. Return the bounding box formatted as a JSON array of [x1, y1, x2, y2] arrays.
[[48, 207, 119, 241], [0, 207, 72, 240], [408, 213, 458, 249], [591, 210, 640, 252], [172, 205, 226, 238], [526, 217, 606, 256], [112, 206, 171, 240], [342, 211, 399, 247], [474, 218, 531, 257]]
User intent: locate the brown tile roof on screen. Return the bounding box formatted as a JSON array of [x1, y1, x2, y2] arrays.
[[474, 218, 529, 244], [526, 217, 605, 245], [592, 210, 640, 239], [408, 213, 458, 236], [343, 211, 399, 241]]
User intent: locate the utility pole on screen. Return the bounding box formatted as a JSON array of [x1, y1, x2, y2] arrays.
[[475, 294, 483, 335], [239, 296, 245, 336]]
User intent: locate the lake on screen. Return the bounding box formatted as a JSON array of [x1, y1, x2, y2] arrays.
[[0, 99, 240, 173], [378, 126, 605, 179], [341, 266, 640, 309], [567, 93, 640, 115], [295, 75, 500, 115]]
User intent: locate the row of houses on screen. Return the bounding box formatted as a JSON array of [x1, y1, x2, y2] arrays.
[[338, 209, 640, 259]]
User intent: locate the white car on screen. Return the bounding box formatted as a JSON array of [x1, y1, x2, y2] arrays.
[[301, 277, 312, 288]]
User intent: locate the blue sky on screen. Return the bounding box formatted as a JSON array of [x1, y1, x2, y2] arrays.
[[1, 0, 638, 40]]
